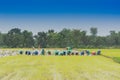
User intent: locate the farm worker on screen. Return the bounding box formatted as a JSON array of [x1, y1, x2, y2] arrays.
[[66, 47, 72, 50], [60, 51, 63, 56], [85, 50, 90, 55], [32, 47, 36, 55], [25, 51, 28, 55], [34, 50, 39, 55], [28, 51, 31, 55], [97, 50, 101, 55], [91, 51, 96, 55], [71, 51, 74, 55], [25, 51, 31, 55], [19, 50, 23, 55], [75, 51, 79, 55], [63, 51, 66, 55], [41, 48, 45, 55], [47, 51, 51, 55], [54, 50, 59, 55], [80, 51, 84, 56], [67, 50, 71, 55]]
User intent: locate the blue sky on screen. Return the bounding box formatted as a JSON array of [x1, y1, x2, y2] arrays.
[[0, 0, 120, 36]]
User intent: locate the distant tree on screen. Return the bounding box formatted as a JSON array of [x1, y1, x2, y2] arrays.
[[90, 27, 97, 36], [109, 31, 119, 46], [3, 28, 22, 48], [71, 29, 81, 48], [95, 36, 107, 47], [58, 28, 72, 47], [48, 29, 54, 34], [0, 27, 120, 48], [8, 28, 21, 35], [0, 32, 5, 47], [47, 29, 61, 47], [80, 31, 87, 46], [90, 27, 98, 47], [22, 30, 34, 48], [118, 31, 120, 45], [35, 32, 47, 48]]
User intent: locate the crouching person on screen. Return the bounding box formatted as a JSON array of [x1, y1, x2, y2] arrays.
[[19, 50, 23, 55], [41, 48, 45, 55], [47, 51, 51, 55], [71, 52, 74, 55], [54, 50, 59, 56], [67, 50, 71, 56], [85, 50, 90, 56], [97, 50, 101, 55], [80, 51, 84, 56], [63, 51, 66, 56], [33, 51, 39, 55], [60, 52, 63, 56], [75, 51, 79, 55], [25, 51, 31, 55], [91, 51, 96, 55]]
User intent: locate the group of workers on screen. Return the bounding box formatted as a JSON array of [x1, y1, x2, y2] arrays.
[[0, 47, 101, 58], [19, 47, 101, 56]]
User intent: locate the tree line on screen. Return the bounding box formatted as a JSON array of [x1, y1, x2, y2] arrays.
[[0, 28, 120, 48]]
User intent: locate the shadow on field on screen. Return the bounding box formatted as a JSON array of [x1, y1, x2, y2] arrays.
[[113, 57, 120, 64], [100, 54, 112, 59], [101, 54, 120, 64]]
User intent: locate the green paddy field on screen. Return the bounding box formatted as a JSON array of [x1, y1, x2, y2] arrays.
[[0, 49, 120, 80]]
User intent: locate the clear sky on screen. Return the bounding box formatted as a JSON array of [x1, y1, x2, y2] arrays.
[[0, 0, 120, 36]]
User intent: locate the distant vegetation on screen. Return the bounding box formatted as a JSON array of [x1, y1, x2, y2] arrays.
[[0, 27, 120, 48]]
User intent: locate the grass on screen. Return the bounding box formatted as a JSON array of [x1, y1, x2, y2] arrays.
[[113, 57, 120, 63], [0, 49, 120, 80]]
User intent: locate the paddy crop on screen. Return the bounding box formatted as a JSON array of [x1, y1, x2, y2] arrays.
[[0, 49, 120, 80]]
